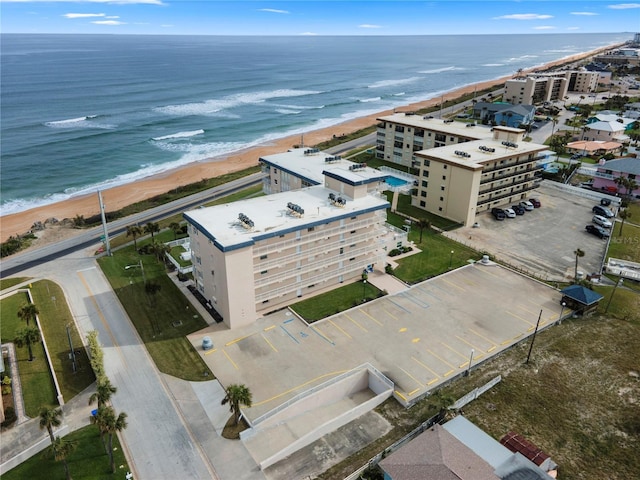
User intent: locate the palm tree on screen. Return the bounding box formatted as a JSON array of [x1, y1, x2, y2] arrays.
[[126, 225, 143, 250], [144, 222, 160, 241], [18, 302, 39, 326], [415, 218, 431, 243], [43, 436, 77, 480], [14, 325, 41, 361], [614, 175, 628, 195], [89, 377, 117, 409], [150, 241, 170, 263], [221, 384, 252, 426], [90, 405, 110, 451], [39, 406, 63, 443], [573, 248, 585, 280], [618, 210, 632, 237], [170, 222, 181, 240], [625, 178, 638, 198], [99, 407, 128, 473]]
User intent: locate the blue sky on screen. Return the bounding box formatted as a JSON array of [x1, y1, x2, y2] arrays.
[[1, 1, 639, 35]]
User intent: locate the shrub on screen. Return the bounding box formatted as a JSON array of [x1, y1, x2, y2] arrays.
[[389, 249, 401, 257], [385, 264, 394, 275], [1, 406, 17, 428], [2, 385, 11, 395]]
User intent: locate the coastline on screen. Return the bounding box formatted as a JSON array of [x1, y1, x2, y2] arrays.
[[0, 44, 617, 242]]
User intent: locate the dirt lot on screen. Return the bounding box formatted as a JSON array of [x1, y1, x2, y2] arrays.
[[445, 183, 614, 282]]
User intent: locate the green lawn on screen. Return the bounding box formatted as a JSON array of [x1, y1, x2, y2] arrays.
[[290, 281, 382, 322], [0, 291, 58, 416], [383, 191, 463, 231], [98, 248, 212, 381], [607, 222, 640, 263], [391, 230, 479, 284], [30, 281, 96, 400], [0, 277, 30, 291], [169, 246, 191, 268], [0, 425, 128, 480]]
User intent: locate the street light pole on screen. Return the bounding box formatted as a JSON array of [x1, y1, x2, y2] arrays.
[[363, 279, 367, 303], [449, 250, 454, 269], [605, 278, 623, 313], [558, 301, 566, 325], [526, 309, 543, 364], [465, 349, 474, 376]]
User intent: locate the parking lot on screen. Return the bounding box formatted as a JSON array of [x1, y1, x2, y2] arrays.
[[189, 262, 563, 422], [447, 183, 614, 281]]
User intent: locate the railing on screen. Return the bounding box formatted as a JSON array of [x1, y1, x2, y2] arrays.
[[593, 170, 615, 180], [476, 182, 540, 206], [478, 175, 539, 195], [481, 157, 541, 175]]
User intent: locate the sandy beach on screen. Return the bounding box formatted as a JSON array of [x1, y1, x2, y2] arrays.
[[0, 45, 615, 243]]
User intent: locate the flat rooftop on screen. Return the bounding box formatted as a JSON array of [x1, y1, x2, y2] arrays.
[[184, 185, 389, 251], [416, 137, 547, 170], [260, 148, 387, 186], [377, 113, 493, 139]]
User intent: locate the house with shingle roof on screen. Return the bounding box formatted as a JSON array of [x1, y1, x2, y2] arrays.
[[581, 120, 629, 143], [592, 157, 640, 198], [472, 102, 535, 128]]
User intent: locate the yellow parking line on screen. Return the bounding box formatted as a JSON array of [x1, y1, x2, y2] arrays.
[[517, 304, 537, 315], [412, 338, 420, 343], [345, 313, 367, 332], [441, 342, 468, 360], [399, 366, 423, 389], [487, 346, 497, 353], [252, 370, 349, 407], [506, 310, 535, 326], [395, 390, 408, 401], [264, 325, 276, 331], [426, 348, 456, 369], [223, 350, 238, 370], [204, 348, 217, 356], [261, 333, 278, 352], [469, 328, 499, 349], [427, 378, 439, 386], [359, 309, 383, 326], [442, 278, 465, 291], [412, 356, 440, 379], [408, 388, 421, 396], [399, 327, 407, 333], [329, 319, 352, 339], [443, 369, 455, 377], [454, 336, 485, 359], [225, 333, 255, 346], [383, 308, 399, 321], [459, 361, 469, 369]]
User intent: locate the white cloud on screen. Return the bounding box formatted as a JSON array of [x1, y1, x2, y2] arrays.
[[359, 24, 381, 29], [570, 11, 599, 16], [258, 8, 289, 14], [607, 3, 640, 9], [493, 13, 554, 20], [105, 15, 119, 18], [533, 26, 556, 30], [92, 20, 125, 25], [63, 13, 105, 18], [299, 32, 318, 36]]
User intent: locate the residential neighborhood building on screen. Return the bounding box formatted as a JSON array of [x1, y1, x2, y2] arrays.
[[375, 113, 492, 168], [565, 140, 623, 157], [379, 416, 556, 480], [184, 168, 401, 329], [581, 120, 629, 143], [472, 102, 536, 128], [594, 47, 640, 67], [411, 126, 546, 226], [503, 75, 568, 105], [592, 157, 640, 197]]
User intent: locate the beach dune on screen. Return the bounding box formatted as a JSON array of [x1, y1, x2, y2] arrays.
[[0, 47, 612, 243]]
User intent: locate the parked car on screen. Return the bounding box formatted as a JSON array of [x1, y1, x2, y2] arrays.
[[512, 204, 525, 215], [592, 215, 612, 228], [592, 205, 614, 218], [529, 198, 541, 208], [600, 198, 611, 206], [491, 207, 506, 221], [519, 200, 534, 211], [503, 208, 516, 218], [586, 224, 610, 239]]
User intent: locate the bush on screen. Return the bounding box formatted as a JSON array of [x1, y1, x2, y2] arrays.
[[2, 385, 11, 395], [389, 249, 401, 257], [1, 406, 17, 428], [385, 264, 394, 275]]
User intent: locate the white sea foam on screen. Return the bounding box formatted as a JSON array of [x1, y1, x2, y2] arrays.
[[44, 115, 114, 129], [368, 77, 422, 88], [504, 54, 539, 63], [418, 66, 461, 74], [152, 129, 205, 141], [359, 97, 382, 103], [392, 92, 405, 96], [482, 63, 504, 67], [154, 89, 320, 116], [275, 109, 301, 115]]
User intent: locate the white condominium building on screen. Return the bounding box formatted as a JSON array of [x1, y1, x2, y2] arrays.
[[184, 169, 395, 329]]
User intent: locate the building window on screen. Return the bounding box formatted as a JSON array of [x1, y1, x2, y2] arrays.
[[350, 230, 356, 234], [422, 180, 428, 187], [349, 257, 356, 261], [421, 191, 427, 197], [273, 168, 277, 173], [261, 270, 268, 275], [420, 200, 426, 207], [308, 227, 315, 232], [440, 197, 444, 201], [260, 254, 268, 260], [422, 170, 429, 177], [340, 247, 344, 254], [441, 186, 445, 191], [442, 175, 446, 180], [423, 159, 430, 167], [439, 207, 443, 211], [274, 179, 278, 184], [351, 216, 357, 220], [443, 165, 447, 169]]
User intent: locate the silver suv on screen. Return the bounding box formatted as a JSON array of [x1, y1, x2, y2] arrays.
[[592, 215, 612, 229]]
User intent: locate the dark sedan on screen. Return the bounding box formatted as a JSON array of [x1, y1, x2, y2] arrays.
[[586, 224, 610, 239]]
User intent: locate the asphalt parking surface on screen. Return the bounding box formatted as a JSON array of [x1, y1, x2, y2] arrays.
[[447, 183, 613, 281]]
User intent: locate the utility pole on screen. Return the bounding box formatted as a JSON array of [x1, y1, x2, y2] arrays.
[[526, 310, 543, 364], [98, 190, 111, 256]]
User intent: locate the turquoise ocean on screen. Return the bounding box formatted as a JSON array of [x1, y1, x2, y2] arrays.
[[0, 33, 629, 214]]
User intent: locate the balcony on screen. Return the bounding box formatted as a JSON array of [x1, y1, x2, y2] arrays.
[[481, 157, 541, 175], [476, 181, 541, 206], [479, 176, 537, 195], [593, 170, 616, 180]]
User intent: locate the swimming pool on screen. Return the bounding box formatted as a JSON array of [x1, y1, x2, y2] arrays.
[[385, 176, 409, 187]]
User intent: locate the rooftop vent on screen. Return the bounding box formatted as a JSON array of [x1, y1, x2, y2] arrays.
[[444, 119, 454, 124], [287, 202, 305, 217], [324, 155, 342, 163], [329, 194, 346, 207], [349, 162, 367, 171], [238, 213, 254, 230], [454, 150, 471, 158], [502, 141, 518, 148], [479, 145, 496, 153], [304, 148, 320, 155]]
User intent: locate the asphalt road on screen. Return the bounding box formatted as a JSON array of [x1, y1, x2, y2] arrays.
[[0, 173, 262, 278]]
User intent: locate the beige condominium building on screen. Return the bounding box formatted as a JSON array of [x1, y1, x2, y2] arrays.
[[504, 75, 568, 105], [184, 165, 398, 329], [412, 127, 546, 227], [375, 113, 493, 169]]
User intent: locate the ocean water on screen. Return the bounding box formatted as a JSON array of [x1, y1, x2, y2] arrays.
[[0, 33, 628, 214]]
